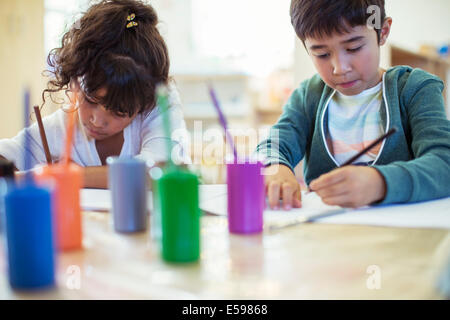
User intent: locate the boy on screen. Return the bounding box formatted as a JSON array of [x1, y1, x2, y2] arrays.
[[257, 0, 450, 209]]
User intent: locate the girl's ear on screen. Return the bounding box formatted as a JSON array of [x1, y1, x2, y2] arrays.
[[69, 77, 81, 92], [379, 17, 392, 46], [65, 78, 82, 108]]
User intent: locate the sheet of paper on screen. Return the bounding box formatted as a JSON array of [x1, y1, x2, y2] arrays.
[[80, 189, 153, 212], [199, 185, 348, 226], [80, 189, 111, 212], [199, 184, 450, 229], [81, 185, 450, 229], [319, 197, 450, 229], [199, 184, 227, 203], [80, 185, 223, 212], [80, 185, 222, 213]]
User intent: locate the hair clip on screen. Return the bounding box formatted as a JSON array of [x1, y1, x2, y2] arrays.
[[126, 13, 138, 29]]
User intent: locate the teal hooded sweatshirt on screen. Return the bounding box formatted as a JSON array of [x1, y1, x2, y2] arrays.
[[256, 66, 450, 205]]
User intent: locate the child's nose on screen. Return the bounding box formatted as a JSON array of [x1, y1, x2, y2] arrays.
[[90, 111, 107, 128], [332, 55, 352, 75]]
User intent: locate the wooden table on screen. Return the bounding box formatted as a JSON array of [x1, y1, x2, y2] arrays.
[[1, 193, 449, 299]]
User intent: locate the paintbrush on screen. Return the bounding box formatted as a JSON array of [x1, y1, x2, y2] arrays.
[[33, 106, 52, 164]]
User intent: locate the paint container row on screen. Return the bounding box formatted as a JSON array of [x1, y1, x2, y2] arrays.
[[0, 157, 264, 291]]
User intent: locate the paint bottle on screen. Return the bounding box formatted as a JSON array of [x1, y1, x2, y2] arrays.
[[207, 85, 264, 233], [158, 168, 200, 262], [155, 84, 200, 262], [4, 88, 55, 289], [34, 163, 83, 251], [4, 182, 55, 289], [107, 157, 148, 233], [227, 159, 264, 234]]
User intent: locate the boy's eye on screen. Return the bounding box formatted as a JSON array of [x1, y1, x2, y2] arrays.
[[316, 53, 330, 59], [347, 46, 363, 53]]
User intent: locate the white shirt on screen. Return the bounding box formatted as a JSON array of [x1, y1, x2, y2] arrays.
[[326, 81, 384, 165], [0, 88, 190, 170]]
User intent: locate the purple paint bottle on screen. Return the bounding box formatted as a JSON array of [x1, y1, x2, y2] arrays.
[[227, 159, 264, 234], [208, 84, 264, 234]]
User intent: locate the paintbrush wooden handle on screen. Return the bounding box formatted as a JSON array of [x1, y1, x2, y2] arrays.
[[34, 105, 52, 164]]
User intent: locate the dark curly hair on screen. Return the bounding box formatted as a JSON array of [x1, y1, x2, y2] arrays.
[[44, 0, 170, 117]]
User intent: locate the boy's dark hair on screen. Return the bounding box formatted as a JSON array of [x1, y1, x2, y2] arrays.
[[290, 0, 386, 44], [44, 0, 169, 117]]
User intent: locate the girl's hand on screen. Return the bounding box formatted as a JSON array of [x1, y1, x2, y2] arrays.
[[263, 164, 302, 210], [309, 166, 387, 208]]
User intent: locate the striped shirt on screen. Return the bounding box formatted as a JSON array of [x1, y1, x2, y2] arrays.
[[326, 81, 384, 166]]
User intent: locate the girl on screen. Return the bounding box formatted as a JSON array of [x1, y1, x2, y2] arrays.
[[0, 0, 189, 188]]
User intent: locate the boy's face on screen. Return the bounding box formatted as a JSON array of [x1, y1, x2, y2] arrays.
[[76, 87, 136, 141], [304, 19, 391, 96]]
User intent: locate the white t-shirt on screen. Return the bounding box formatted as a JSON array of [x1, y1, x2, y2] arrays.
[[0, 88, 190, 170], [326, 81, 384, 165]]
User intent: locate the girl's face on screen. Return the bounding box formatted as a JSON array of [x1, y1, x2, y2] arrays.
[[75, 87, 136, 140], [304, 19, 392, 96]]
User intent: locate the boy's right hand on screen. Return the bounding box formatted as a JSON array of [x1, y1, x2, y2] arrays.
[[263, 164, 302, 210]]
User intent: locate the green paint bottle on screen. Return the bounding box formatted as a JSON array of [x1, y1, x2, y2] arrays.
[[155, 84, 200, 263], [158, 168, 200, 262]]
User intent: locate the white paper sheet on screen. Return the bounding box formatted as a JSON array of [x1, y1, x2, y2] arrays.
[[80, 189, 112, 212], [80, 185, 224, 212], [319, 197, 450, 229], [80, 184, 223, 213], [80, 189, 153, 212], [199, 185, 450, 230], [81, 185, 450, 229]]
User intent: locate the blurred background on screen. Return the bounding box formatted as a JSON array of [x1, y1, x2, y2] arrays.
[[1, 0, 449, 183]]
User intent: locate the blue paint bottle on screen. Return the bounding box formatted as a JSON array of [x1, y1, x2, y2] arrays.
[[5, 184, 55, 289], [3, 89, 55, 290]]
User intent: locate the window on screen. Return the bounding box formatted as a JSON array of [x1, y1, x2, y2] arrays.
[[44, 0, 295, 76], [44, 0, 89, 60], [191, 0, 295, 75]]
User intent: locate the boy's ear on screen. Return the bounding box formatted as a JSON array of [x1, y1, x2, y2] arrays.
[[379, 17, 392, 46]]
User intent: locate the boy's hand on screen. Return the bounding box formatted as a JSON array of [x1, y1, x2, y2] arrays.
[[309, 166, 386, 208], [263, 164, 302, 210]]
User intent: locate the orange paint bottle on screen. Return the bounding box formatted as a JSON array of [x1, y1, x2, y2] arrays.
[[35, 163, 83, 251], [35, 95, 82, 251]]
